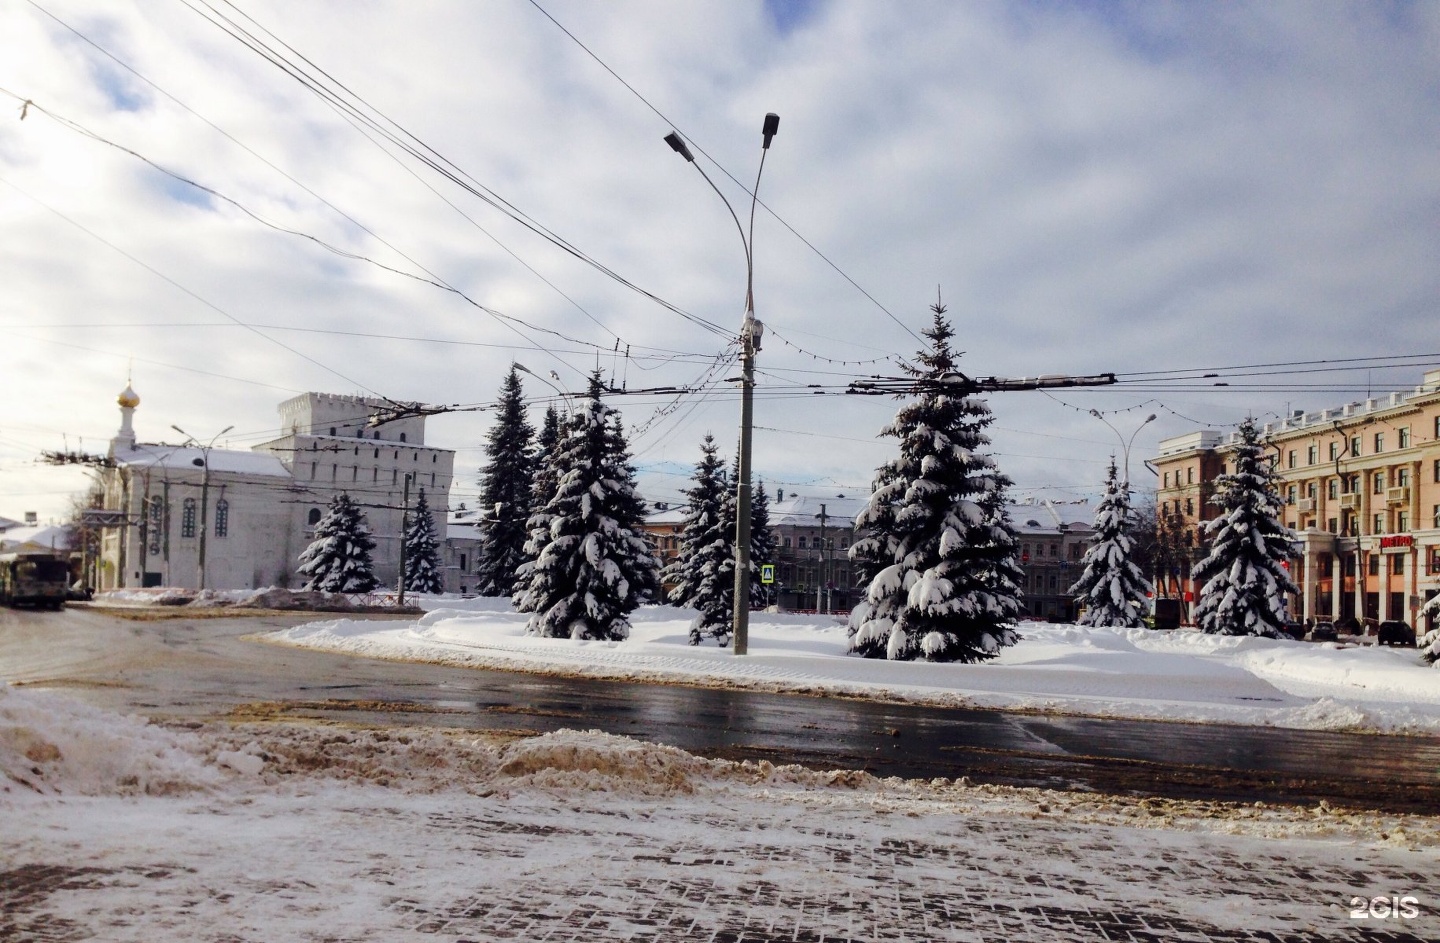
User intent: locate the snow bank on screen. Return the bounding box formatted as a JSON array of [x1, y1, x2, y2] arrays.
[[267, 606, 1440, 735], [0, 683, 222, 796]]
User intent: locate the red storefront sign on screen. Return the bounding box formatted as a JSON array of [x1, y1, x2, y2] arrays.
[[1379, 535, 1414, 551]]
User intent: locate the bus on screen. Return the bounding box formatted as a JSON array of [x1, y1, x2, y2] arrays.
[[0, 552, 69, 609]]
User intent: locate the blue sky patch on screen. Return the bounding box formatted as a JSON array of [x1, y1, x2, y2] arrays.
[[765, 0, 823, 36]]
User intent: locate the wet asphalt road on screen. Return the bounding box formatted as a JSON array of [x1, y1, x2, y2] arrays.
[[3, 605, 1439, 812]]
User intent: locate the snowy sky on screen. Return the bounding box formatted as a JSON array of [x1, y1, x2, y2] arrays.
[[3, 0, 1438, 523]]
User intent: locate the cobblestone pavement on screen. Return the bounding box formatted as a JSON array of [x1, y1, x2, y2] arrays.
[[4, 786, 1436, 943]]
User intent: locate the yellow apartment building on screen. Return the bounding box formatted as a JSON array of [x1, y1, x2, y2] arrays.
[[1152, 368, 1440, 631]]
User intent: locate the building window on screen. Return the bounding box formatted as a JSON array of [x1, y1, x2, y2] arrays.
[[1307, 482, 1317, 498], [1397, 511, 1409, 533], [1373, 471, 1385, 494], [310, 462, 317, 480], [1327, 517, 1338, 534], [1434, 459, 1440, 483], [352, 466, 358, 481], [308, 508, 322, 525], [1329, 442, 1339, 461], [1373, 432, 1384, 453], [392, 469, 398, 485], [1434, 504, 1440, 529], [1328, 479, 1338, 499], [1351, 435, 1361, 457], [1372, 513, 1384, 535], [1307, 445, 1318, 465], [400, 433, 407, 442], [1163, 472, 1170, 487], [1286, 486, 1297, 505], [148, 496, 164, 555], [430, 472, 436, 487], [1369, 555, 1380, 577], [460, 553, 468, 571], [374, 448, 380, 458], [1287, 450, 1296, 469], [373, 467, 378, 482], [1399, 427, 1411, 449], [329, 427, 337, 436], [783, 537, 791, 548], [798, 536, 807, 549], [214, 499, 229, 538], [1397, 467, 1410, 487], [1394, 555, 1405, 575], [181, 498, 197, 538], [1187, 467, 1194, 484], [432, 454, 438, 463]]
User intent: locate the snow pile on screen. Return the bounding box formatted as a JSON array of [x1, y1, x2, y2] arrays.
[[91, 587, 367, 610], [268, 606, 1440, 733], [0, 683, 222, 797]]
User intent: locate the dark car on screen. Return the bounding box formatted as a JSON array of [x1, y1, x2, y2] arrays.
[[1377, 621, 1416, 647], [1308, 621, 1338, 642], [1281, 622, 1306, 641]]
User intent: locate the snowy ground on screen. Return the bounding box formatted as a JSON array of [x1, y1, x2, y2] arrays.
[[3, 683, 1437, 942], [262, 599, 1440, 736]]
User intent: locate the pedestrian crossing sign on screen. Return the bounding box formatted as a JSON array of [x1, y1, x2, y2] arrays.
[[760, 564, 775, 584]]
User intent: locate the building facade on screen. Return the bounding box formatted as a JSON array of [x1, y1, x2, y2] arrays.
[[1151, 368, 1440, 630], [97, 386, 454, 592]]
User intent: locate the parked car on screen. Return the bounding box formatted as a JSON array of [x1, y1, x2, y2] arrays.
[[1377, 621, 1416, 647], [1281, 622, 1306, 640], [1308, 621, 1338, 642]]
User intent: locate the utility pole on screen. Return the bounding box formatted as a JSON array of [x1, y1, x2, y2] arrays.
[[397, 473, 412, 607], [664, 113, 780, 656]]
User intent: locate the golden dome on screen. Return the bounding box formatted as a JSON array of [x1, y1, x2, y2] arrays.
[[117, 384, 140, 408]]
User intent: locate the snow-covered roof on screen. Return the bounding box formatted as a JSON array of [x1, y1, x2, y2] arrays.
[[0, 524, 70, 554], [770, 495, 869, 528], [644, 505, 688, 526], [1007, 500, 1093, 534], [446, 524, 483, 542], [112, 444, 291, 478]]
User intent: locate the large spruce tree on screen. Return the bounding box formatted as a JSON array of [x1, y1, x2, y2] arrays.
[[1192, 419, 1298, 637], [665, 434, 734, 645], [513, 405, 562, 608], [1069, 460, 1152, 628], [402, 488, 444, 594], [475, 367, 536, 596], [297, 492, 379, 593], [847, 302, 1023, 662], [514, 372, 661, 640]]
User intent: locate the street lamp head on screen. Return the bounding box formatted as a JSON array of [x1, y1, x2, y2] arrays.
[[1144, 414, 1157, 423], [663, 132, 695, 162], [761, 113, 779, 149], [1088, 409, 1101, 419], [513, 362, 532, 375]]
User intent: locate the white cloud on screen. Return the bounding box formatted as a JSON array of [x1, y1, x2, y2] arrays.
[[1, 0, 1435, 523]]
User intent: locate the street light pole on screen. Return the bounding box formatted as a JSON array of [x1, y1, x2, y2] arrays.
[[1088, 411, 1157, 488], [172, 424, 233, 591], [664, 113, 779, 655]]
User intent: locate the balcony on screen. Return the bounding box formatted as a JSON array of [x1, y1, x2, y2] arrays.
[[1297, 498, 1316, 513], [1385, 486, 1410, 506], [1339, 493, 1361, 510]]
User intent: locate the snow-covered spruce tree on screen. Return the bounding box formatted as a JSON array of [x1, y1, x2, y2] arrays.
[[1191, 419, 1298, 637], [297, 492, 378, 593], [846, 302, 1023, 662], [1069, 460, 1153, 628], [1417, 595, 1439, 666], [512, 404, 561, 610], [514, 372, 661, 640], [607, 411, 664, 604], [663, 434, 734, 645], [402, 488, 444, 594], [749, 478, 776, 609], [475, 367, 536, 596]]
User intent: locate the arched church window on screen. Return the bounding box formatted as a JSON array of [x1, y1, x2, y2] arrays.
[[148, 495, 164, 556], [214, 499, 230, 538], [181, 498, 197, 538], [308, 508, 322, 526]]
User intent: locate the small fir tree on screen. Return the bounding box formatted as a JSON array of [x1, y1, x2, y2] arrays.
[[1417, 595, 1439, 666], [475, 367, 536, 596], [513, 405, 562, 609], [847, 300, 1023, 662], [664, 434, 734, 645], [749, 478, 776, 608], [514, 372, 661, 640], [608, 412, 664, 604], [1192, 419, 1298, 637], [297, 492, 379, 593], [1070, 460, 1153, 628], [402, 488, 444, 594]]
